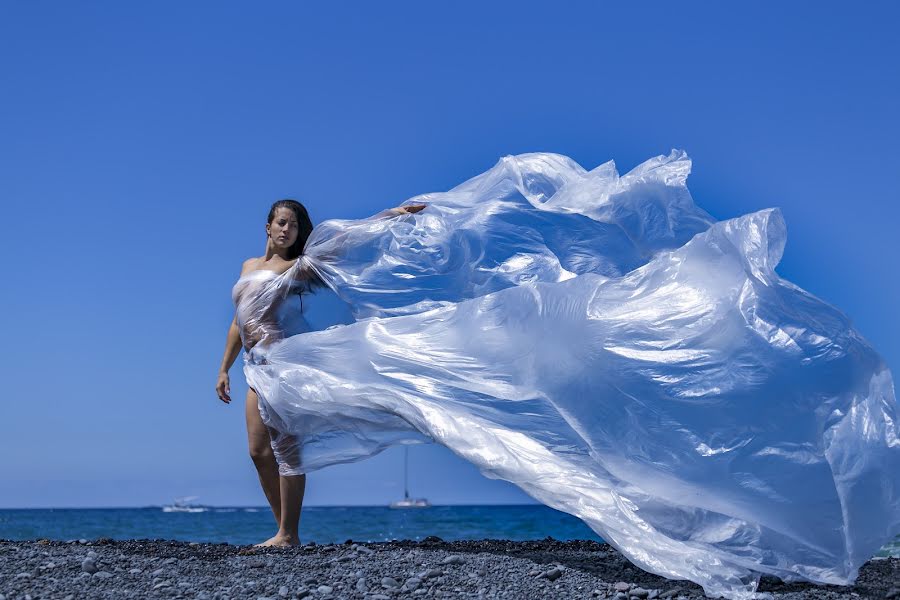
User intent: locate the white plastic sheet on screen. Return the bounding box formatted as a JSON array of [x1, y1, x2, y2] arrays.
[[232, 151, 900, 599]]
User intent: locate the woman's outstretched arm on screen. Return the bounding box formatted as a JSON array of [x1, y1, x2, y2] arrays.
[[216, 314, 243, 404], [288, 203, 427, 284], [372, 204, 427, 219]]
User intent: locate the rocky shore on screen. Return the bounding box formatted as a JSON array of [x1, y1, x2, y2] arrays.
[[1, 537, 897, 599]]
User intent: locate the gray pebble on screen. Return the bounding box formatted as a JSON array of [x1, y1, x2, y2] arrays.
[[296, 588, 311, 599], [403, 576, 422, 591], [419, 567, 443, 579], [151, 567, 165, 577], [153, 580, 173, 590], [94, 571, 113, 578], [381, 576, 400, 588], [615, 582, 631, 592], [368, 595, 390, 600], [356, 577, 367, 592], [81, 558, 98, 574], [441, 554, 464, 565], [278, 585, 289, 597], [356, 545, 374, 555], [129, 568, 143, 574], [316, 585, 333, 594], [631, 588, 649, 599], [616, 593, 628, 600]]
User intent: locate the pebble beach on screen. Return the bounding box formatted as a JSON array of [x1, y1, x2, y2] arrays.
[[1, 537, 898, 600]]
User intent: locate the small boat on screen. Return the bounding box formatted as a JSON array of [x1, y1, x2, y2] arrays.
[[390, 495, 431, 509], [162, 496, 208, 513], [389, 447, 431, 509]]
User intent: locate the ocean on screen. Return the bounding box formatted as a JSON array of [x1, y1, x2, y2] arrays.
[[2, 506, 898, 558], [0, 505, 598, 546]]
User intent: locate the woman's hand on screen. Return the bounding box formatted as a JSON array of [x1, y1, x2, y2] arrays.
[[389, 204, 427, 216], [216, 371, 231, 404]]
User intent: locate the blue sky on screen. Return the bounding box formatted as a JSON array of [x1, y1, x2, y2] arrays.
[[1, 1, 897, 508]]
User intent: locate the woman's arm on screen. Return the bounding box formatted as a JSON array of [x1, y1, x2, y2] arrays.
[[288, 204, 427, 284], [372, 204, 427, 219], [216, 314, 243, 404]]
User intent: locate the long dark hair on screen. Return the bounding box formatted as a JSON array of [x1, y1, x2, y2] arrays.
[[268, 199, 314, 260]]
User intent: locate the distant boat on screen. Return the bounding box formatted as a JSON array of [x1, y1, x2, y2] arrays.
[[162, 496, 208, 513], [390, 447, 431, 509]]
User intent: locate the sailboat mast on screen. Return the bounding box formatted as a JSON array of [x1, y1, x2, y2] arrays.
[[404, 446, 410, 499]]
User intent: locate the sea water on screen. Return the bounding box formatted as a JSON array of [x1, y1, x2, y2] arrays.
[[0, 505, 596, 546], [1, 506, 898, 557]]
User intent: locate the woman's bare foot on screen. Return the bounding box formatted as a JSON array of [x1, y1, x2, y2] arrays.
[[255, 533, 300, 547]]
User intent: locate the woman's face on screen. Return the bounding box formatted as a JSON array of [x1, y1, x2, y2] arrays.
[[267, 207, 299, 249]]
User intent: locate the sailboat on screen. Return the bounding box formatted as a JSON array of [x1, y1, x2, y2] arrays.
[[162, 496, 208, 513], [389, 446, 431, 509]]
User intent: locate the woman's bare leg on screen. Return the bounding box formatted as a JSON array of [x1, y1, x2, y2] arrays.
[[245, 387, 282, 527], [257, 430, 306, 547], [257, 474, 306, 547]]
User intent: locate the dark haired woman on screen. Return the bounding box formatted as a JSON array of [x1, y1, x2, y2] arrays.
[[216, 199, 424, 547]]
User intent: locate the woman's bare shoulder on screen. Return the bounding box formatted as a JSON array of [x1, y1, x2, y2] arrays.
[[240, 256, 301, 277], [240, 257, 263, 276]]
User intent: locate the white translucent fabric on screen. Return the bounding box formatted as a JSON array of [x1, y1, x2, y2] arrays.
[[233, 151, 900, 599]]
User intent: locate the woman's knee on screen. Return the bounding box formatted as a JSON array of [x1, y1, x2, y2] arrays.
[[249, 441, 274, 464]]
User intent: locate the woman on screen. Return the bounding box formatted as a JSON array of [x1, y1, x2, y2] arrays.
[[216, 152, 898, 600], [215, 199, 424, 547]]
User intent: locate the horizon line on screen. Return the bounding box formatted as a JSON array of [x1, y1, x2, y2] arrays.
[[0, 502, 544, 510]]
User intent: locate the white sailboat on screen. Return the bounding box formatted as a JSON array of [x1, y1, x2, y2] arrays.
[[389, 446, 431, 509], [162, 496, 208, 513]]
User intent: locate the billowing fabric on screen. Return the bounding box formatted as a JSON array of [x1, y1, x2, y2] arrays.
[[232, 151, 900, 599]]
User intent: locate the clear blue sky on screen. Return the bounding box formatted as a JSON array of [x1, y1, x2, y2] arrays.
[[1, 1, 897, 508]]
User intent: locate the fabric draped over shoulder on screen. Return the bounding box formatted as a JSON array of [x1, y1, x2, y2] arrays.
[[236, 151, 900, 600]]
